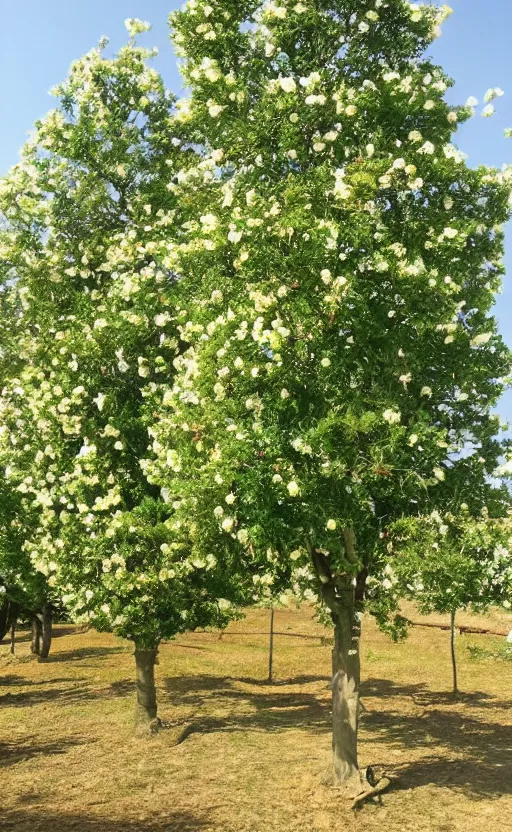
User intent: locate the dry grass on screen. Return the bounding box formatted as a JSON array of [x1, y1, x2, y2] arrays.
[[1, 604, 511, 832]]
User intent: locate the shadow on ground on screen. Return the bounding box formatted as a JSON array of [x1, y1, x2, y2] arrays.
[[1, 809, 208, 831], [361, 677, 512, 798], [164, 673, 330, 734], [161, 673, 512, 799], [0, 736, 87, 769]]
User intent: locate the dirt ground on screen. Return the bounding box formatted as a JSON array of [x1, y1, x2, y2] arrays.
[[1, 604, 511, 832]]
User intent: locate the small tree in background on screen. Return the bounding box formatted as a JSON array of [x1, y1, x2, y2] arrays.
[[385, 503, 512, 694]]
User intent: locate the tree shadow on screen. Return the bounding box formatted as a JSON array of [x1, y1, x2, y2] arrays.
[[361, 677, 511, 710], [43, 646, 127, 664], [0, 736, 86, 769], [163, 672, 512, 800], [163, 674, 330, 735], [9, 626, 86, 645], [239, 674, 331, 687], [1, 809, 209, 831], [360, 678, 512, 798], [0, 675, 140, 709]]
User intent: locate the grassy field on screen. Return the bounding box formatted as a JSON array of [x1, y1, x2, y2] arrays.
[[1, 604, 511, 832]]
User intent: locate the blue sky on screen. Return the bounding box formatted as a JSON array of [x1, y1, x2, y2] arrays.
[[1, 0, 511, 415]]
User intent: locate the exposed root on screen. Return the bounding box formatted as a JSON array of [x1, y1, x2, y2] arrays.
[[350, 771, 391, 811], [135, 717, 162, 738]]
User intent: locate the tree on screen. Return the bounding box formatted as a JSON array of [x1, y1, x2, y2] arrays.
[[143, 0, 512, 788], [0, 287, 55, 657], [384, 504, 512, 694], [0, 21, 250, 729]]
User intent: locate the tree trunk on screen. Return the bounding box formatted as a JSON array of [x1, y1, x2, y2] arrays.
[[134, 647, 160, 732], [268, 605, 275, 683], [31, 615, 42, 655], [331, 594, 362, 785], [0, 601, 9, 642], [38, 605, 52, 660], [309, 529, 365, 789], [450, 609, 458, 694], [10, 618, 16, 655]]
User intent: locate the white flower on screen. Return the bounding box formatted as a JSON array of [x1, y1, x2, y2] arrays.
[[484, 87, 504, 103], [383, 409, 401, 425], [305, 94, 326, 106], [225, 493, 236, 505], [279, 76, 297, 93], [345, 104, 357, 116], [366, 143, 375, 157], [221, 517, 234, 532], [408, 130, 423, 143], [506, 630, 512, 644], [281, 388, 290, 399], [154, 313, 170, 327], [358, 21, 370, 33], [466, 96, 478, 107], [100, 604, 110, 615], [320, 357, 331, 368], [214, 506, 224, 518], [208, 104, 224, 118], [326, 519, 337, 531], [433, 467, 446, 481], [287, 481, 300, 497], [408, 434, 419, 446], [93, 392, 106, 412], [482, 104, 495, 118], [85, 590, 94, 601], [125, 18, 151, 37], [421, 386, 433, 398], [471, 332, 492, 346]]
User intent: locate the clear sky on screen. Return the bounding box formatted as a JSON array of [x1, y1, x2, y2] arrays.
[[1, 0, 512, 415]]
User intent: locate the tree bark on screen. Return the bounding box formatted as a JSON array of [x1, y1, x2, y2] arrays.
[[450, 609, 458, 694], [134, 647, 160, 732], [330, 585, 362, 785], [38, 605, 52, 660], [268, 605, 275, 683], [309, 529, 365, 789], [31, 615, 42, 655], [0, 600, 9, 642], [10, 618, 16, 655]]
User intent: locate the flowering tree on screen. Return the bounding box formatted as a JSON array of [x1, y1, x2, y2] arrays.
[[0, 278, 55, 655], [385, 503, 512, 693], [141, 0, 512, 788], [0, 22, 250, 728]]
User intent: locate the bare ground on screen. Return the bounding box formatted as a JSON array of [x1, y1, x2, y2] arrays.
[[0, 604, 511, 832]]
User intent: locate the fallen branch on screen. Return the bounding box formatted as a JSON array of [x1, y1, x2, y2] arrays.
[[405, 619, 509, 638], [350, 771, 391, 810]]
